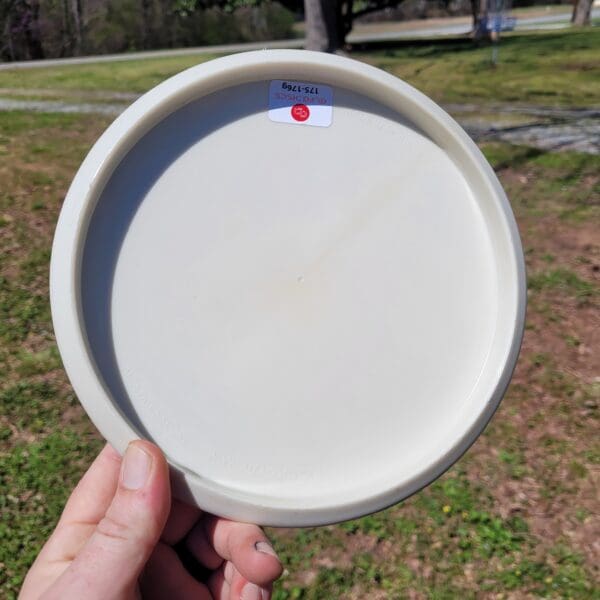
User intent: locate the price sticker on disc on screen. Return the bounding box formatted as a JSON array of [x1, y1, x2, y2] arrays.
[[268, 79, 333, 128]]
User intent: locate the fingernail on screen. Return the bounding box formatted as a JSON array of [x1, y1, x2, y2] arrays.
[[121, 443, 152, 490], [255, 541, 279, 562], [241, 582, 270, 600]]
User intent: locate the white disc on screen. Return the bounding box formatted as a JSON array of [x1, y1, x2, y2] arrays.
[[50, 50, 525, 526]]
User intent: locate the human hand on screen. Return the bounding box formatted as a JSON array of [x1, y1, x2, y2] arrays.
[[20, 441, 283, 599]]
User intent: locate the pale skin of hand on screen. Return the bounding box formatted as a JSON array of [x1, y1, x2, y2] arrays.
[[20, 441, 283, 600]]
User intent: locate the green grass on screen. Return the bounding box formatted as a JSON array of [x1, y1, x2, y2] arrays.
[[481, 141, 600, 222], [0, 110, 83, 135], [1, 29, 598, 107], [0, 432, 103, 594], [269, 468, 597, 598], [1, 30, 599, 598], [0, 54, 216, 94], [529, 268, 598, 301], [0, 110, 108, 598], [361, 28, 600, 107]]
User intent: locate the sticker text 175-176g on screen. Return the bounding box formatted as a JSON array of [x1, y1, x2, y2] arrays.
[[280, 81, 321, 95]]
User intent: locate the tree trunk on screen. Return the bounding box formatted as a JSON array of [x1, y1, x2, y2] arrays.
[[3, 17, 15, 61], [336, 0, 353, 46], [23, 0, 45, 59], [61, 0, 71, 56], [571, 0, 593, 25], [304, 0, 339, 52], [141, 0, 153, 49], [70, 0, 82, 55], [79, 0, 86, 50], [471, 0, 490, 39]]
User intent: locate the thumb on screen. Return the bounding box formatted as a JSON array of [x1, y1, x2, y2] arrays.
[[46, 441, 171, 600]]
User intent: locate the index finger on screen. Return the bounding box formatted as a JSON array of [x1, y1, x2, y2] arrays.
[[58, 443, 122, 528]]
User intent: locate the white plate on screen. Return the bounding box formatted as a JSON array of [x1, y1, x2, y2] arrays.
[[50, 50, 526, 526]]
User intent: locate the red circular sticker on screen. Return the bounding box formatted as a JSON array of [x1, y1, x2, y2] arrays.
[[291, 104, 310, 122]]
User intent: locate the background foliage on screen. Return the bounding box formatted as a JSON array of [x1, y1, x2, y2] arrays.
[[0, 0, 296, 61]]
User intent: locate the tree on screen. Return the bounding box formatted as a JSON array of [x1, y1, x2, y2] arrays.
[[59, 0, 85, 55], [304, 0, 340, 52], [174, 0, 405, 53], [69, 0, 84, 55], [281, 0, 407, 52], [292, 0, 498, 52], [140, 0, 153, 49], [571, 0, 592, 26], [1, 0, 45, 60]]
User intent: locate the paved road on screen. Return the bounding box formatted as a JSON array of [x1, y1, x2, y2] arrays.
[[349, 9, 600, 42], [0, 9, 597, 71]]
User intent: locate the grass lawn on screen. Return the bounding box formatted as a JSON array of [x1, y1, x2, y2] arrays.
[[0, 28, 598, 107], [358, 28, 600, 107], [1, 28, 599, 599]]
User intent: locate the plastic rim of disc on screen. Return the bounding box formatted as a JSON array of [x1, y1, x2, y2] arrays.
[[50, 49, 526, 527]]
